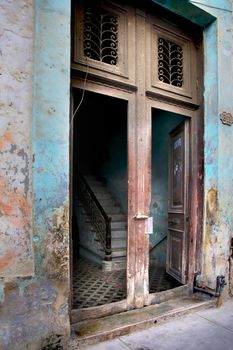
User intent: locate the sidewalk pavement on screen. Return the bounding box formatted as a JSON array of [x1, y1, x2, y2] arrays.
[[83, 298, 233, 350]]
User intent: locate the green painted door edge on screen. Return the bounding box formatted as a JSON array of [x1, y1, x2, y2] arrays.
[[150, 0, 215, 27]]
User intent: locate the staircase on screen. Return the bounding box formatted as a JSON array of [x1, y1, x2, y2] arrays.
[[76, 174, 127, 271]]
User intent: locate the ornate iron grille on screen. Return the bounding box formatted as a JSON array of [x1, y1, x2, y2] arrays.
[[158, 38, 183, 87], [83, 8, 118, 65], [76, 170, 112, 261]]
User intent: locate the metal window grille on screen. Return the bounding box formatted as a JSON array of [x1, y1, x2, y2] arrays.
[[83, 8, 118, 65], [158, 37, 183, 87]]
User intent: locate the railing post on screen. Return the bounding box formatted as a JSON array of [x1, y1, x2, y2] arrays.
[[105, 217, 112, 261]]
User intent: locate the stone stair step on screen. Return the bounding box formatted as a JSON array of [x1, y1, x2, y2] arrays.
[[110, 214, 127, 221], [85, 180, 104, 186], [90, 186, 109, 193], [82, 176, 97, 182], [70, 298, 214, 348], [111, 248, 127, 258], [103, 206, 121, 214], [111, 238, 127, 249], [111, 230, 127, 239], [80, 174, 127, 268], [98, 198, 117, 206], [95, 193, 112, 200], [110, 258, 126, 270], [93, 190, 111, 197], [111, 221, 127, 229]]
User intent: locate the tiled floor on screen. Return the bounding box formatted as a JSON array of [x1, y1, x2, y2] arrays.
[[72, 257, 180, 309]]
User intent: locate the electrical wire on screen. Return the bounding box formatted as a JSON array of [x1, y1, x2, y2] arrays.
[[70, 64, 89, 130]]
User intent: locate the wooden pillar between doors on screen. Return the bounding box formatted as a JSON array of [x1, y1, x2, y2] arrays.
[[127, 9, 151, 309]]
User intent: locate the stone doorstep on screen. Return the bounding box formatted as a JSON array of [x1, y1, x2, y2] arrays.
[[70, 297, 215, 348]]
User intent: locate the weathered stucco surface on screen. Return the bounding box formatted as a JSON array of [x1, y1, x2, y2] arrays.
[[0, 0, 71, 349], [200, 0, 233, 289], [0, 0, 233, 348], [0, 0, 34, 278]]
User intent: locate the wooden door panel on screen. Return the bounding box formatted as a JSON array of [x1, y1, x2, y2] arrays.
[[167, 120, 189, 284], [167, 230, 184, 283], [169, 127, 185, 211], [168, 213, 184, 231]]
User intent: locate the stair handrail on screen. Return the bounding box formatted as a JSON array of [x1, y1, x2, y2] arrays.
[[75, 169, 112, 261]]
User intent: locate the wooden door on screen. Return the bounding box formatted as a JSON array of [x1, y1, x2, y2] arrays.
[[167, 120, 189, 284]]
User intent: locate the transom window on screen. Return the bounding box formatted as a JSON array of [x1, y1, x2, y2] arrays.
[[73, 0, 199, 104], [83, 7, 118, 65], [158, 37, 183, 88]]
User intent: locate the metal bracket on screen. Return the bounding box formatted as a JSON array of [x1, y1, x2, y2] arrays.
[[133, 215, 153, 234], [133, 214, 149, 220], [193, 272, 227, 297]]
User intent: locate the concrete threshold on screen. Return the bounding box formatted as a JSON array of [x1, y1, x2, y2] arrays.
[[70, 297, 215, 348]]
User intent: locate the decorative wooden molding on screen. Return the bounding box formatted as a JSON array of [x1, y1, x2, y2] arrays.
[[146, 15, 198, 105], [152, 25, 192, 96], [146, 90, 199, 110], [71, 68, 137, 93]]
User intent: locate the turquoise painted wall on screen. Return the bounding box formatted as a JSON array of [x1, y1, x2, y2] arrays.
[[32, 0, 71, 346], [1, 0, 233, 348], [150, 110, 185, 266], [200, 0, 233, 288], [1, 1, 72, 348]]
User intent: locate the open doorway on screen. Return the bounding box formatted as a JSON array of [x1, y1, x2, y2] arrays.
[[70, 0, 204, 316], [72, 90, 128, 309], [149, 109, 190, 293]]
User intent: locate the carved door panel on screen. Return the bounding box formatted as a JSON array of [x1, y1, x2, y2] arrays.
[[166, 120, 189, 284]]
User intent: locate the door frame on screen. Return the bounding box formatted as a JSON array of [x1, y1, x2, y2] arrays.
[[167, 119, 190, 284], [146, 97, 204, 304], [70, 75, 204, 321], [70, 0, 204, 320], [70, 78, 137, 321]]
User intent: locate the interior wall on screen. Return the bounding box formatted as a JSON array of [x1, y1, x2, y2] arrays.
[[102, 106, 127, 213], [150, 110, 185, 267]]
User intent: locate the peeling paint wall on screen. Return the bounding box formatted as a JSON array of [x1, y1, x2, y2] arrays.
[[199, 0, 233, 289], [0, 0, 71, 349], [0, 0, 233, 348], [0, 0, 34, 278]]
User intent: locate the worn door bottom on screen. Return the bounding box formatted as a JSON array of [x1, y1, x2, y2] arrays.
[[71, 284, 189, 324], [70, 296, 215, 349]]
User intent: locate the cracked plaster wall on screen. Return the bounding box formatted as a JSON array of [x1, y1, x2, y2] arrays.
[[0, 0, 233, 348], [0, 1, 71, 349], [196, 0, 233, 289], [0, 0, 34, 278]]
